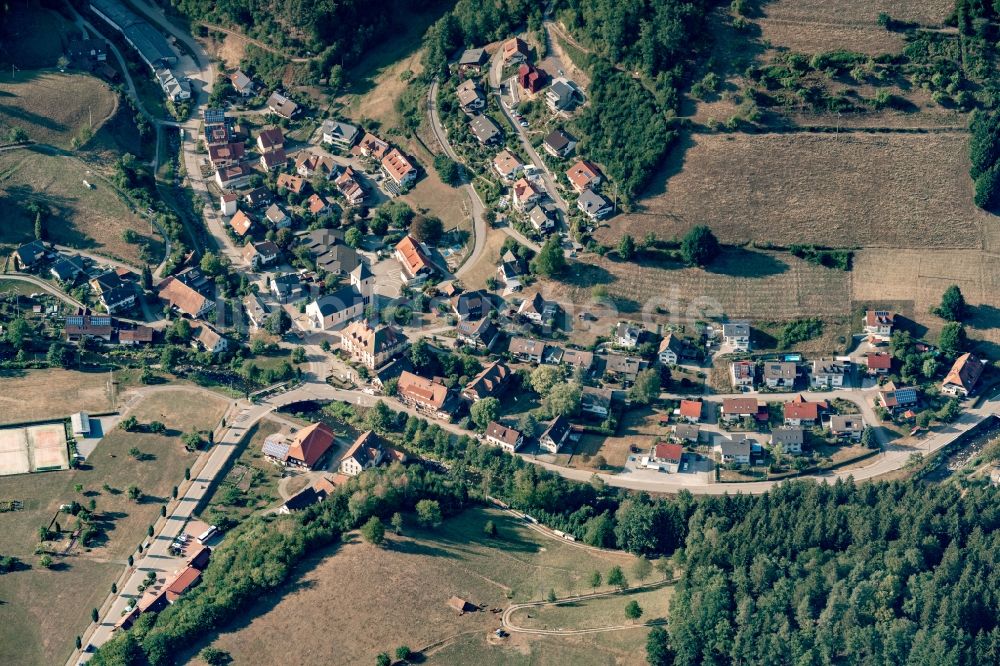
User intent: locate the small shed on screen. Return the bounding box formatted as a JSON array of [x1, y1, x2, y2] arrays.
[[71, 412, 91, 437], [448, 596, 475, 614]]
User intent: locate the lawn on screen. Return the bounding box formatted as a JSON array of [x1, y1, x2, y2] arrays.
[[196, 506, 643, 664], [0, 388, 228, 666], [507, 585, 672, 631], [0, 70, 117, 149], [199, 418, 284, 525], [0, 148, 161, 266], [0, 368, 119, 425]]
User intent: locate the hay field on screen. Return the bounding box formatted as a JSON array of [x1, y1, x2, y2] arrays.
[[0, 149, 159, 266], [0, 71, 117, 149], [0, 369, 114, 425], [608, 132, 987, 250], [199, 507, 642, 665], [546, 249, 852, 322], [0, 389, 227, 666], [426, 630, 651, 666]]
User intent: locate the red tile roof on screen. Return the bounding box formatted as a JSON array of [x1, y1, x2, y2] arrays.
[[653, 442, 683, 463], [866, 352, 892, 370], [287, 422, 336, 467], [395, 235, 431, 277], [679, 400, 702, 420]]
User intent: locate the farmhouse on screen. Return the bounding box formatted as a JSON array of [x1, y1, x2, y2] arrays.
[[395, 235, 434, 284], [264, 421, 336, 468], [493, 149, 525, 181], [381, 148, 417, 187], [321, 119, 360, 146], [397, 371, 456, 420], [118, 325, 154, 345], [539, 415, 572, 454], [469, 114, 502, 144], [658, 333, 683, 365], [158, 276, 213, 318], [646, 442, 683, 473], [456, 317, 500, 350], [543, 128, 576, 158], [509, 336, 545, 363], [456, 79, 486, 110], [462, 361, 511, 402], [763, 361, 797, 389], [722, 322, 751, 351], [771, 427, 805, 455], [566, 161, 602, 193], [576, 188, 612, 220], [863, 310, 894, 342], [339, 320, 408, 370], [339, 430, 389, 477], [266, 91, 300, 119], [941, 353, 985, 397], [484, 422, 524, 452]]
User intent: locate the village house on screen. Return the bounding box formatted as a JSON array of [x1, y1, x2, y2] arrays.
[[321, 119, 360, 147], [603, 354, 646, 385], [827, 414, 865, 441], [335, 166, 365, 205], [456, 317, 500, 350], [543, 128, 577, 158], [729, 361, 756, 391], [190, 322, 228, 354], [266, 91, 299, 119], [256, 127, 285, 153], [264, 203, 291, 229], [485, 421, 524, 452], [576, 188, 612, 220], [244, 186, 273, 209], [540, 415, 572, 454], [721, 397, 764, 424], [270, 273, 304, 303], [381, 148, 417, 188], [877, 382, 919, 415], [458, 47, 488, 72], [357, 132, 390, 160], [50, 254, 87, 283], [263, 421, 337, 468], [296, 151, 338, 180], [509, 336, 545, 363], [99, 285, 136, 314], [518, 63, 544, 93], [452, 289, 496, 321], [714, 436, 752, 465], [941, 353, 985, 397], [527, 204, 556, 233], [763, 361, 797, 389], [462, 360, 511, 402], [64, 314, 113, 342], [502, 37, 530, 64], [614, 322, 642, 348], [207, 141, 245, 169], [646, 442, 684, 473], [228, 69, 255, 96], [519, 292, 558, 324], [658, 333, 684, 365], [118, 325, 154, 346], [219, 192, 239, 216], [14, 240, 47, 268], [215, 163, 253, 189], [581, 386, 613, 418], [678, 400, 702, 423], [397, 371, 456, 421], [546, 78, 582, 111], [672, 424, 701, 444], [811, 359, 849, 388], [260, 148, 287, 171], [456, 78, 486, 110], [339, 430, 389, 477], [865, 352, 893, 375], [562, 348, 594, 373], [493, 149, 525, 181], [771, 427, 805, 455], [339, 320, 408, 370], [305, 265, 373, 331], [306, 193, 330, 216], [497, 257, 525, 292], [469, 114, 502, 144], [512, 177, 543, 210], [863, 310, 894, 342], [394, 235, 434, 284], [158, 276, 213, 318], [242, 292, 269, 331], [566, 160, 602, 193], [783, 396, 825, 426], [228, 209, 253, 238], [722, 322, 751, 351]]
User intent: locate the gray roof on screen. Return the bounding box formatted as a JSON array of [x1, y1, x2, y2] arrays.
[[469, 114, 501, 143], [321, 119, 360, 142], [544, 129, 575, 152], [459, 48, 488, 66], [771, 427, 804, 446], [723, 322, 750, 337], [577, 189, 610, 216], [16, 240, 47, 265], [542, 415, 572, 443], [717, 438, 751, 456], [312, 285, 363, 316], [90, 0, 175, 67]]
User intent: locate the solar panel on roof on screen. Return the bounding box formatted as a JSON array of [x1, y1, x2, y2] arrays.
[[203, 108, 226, 125], [262, 439, 290, 460]]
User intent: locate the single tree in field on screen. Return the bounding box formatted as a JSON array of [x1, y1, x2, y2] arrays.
[[483, 520, 498, 538], [91, 608, 99, 623], [590, 571, 602, 590], [390, 512, 404, 535], [376, 653, 391, 666], [618, 233, 636, 260], [415, 499, 442, 528], [680, 225, 720, 266], [607, 565, 628, 591], [126, 485, 142, 503], [632, 556, 652, 583], [395, 646, 412, 661], [410, 215, 443, 244], [39, 554, 53, 569], [547, 588, 557, 603], [624, 599, 643, 623], [361, 516, 386, 547], [935, 285, 967, 321]]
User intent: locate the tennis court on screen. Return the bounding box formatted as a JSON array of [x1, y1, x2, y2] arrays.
[[0, 422, 69, 476]]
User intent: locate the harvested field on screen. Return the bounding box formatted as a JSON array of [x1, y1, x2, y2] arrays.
[[508, 586, 673, 631], [545, 249, 852, 323], [0, 71, 117, 149], [0, 369, 115, 425], [761, 0, 953, 29], [611, 132, 989, 250], [199, 507, 641, 664], [0, 388, 227, 666], [852, 248, 1000, 347], [0, 149, 160, 266], [427, 629, 651, 665]]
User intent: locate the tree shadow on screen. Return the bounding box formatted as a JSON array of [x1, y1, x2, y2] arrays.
[[560, 263, 616, 289], [966, 303, 1000, 331], [704, 247, 788, 277]]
